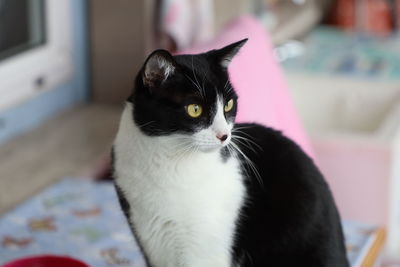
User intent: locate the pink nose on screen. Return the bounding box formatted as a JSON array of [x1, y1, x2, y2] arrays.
[[217, 134, 228, 142]]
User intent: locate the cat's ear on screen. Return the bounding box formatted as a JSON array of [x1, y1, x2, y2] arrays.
[[142, 50, 176, 87], [211, 38, 248, 68]]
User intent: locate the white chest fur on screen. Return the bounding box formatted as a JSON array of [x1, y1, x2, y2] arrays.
[[113, 104, 245, 267]]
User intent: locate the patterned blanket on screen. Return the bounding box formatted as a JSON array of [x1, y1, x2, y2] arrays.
[[0, 178, 379, 266]]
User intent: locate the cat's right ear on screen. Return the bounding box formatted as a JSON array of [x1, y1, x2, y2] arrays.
[[210, 39, 248, 69], [142, 50, 176, 88]]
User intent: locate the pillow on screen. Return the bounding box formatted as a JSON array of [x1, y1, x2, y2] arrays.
[[178, 15, 315, 158]]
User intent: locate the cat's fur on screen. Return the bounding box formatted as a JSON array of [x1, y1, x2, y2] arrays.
[[112, 40, 349, 267]]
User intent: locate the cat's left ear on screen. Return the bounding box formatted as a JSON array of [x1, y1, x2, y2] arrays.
[[142, 49, 177, 88], [210, 38, 248, 68]]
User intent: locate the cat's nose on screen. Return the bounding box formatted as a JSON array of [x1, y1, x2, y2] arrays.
[[217, 134, 228, 142]]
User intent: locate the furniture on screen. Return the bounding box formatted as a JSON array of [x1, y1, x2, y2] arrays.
[[89, 0, 157, 104], [0, 105, 120, 215]]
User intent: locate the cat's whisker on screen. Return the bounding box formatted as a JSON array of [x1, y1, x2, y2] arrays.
[[177, 143, 198, 163], [231, 136, 258, 154], [223, 78, 230, 91], [231, 132, 263, 151], [173, 146, 191, 163], [230, 141, 263, 187], [232, 125, 253, 131], [232, 127, 253, 134], [185, 74, 204, 99], [170, 142, 190, 152], [223, 79, 234, 95], [192, 143, 200, 157], [191, 56, 205, 99], [137, 121, 155, 129], [171, 139, 193, 153], [172, 138, 198, 162], [201, 72, 207, 100], [226, 144, 236, 159], [176, 147, 191, 162], [201, 66, 209, 99], [232, 130, 263, 149]]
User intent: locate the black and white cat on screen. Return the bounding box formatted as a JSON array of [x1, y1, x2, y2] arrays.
[[112, 39, 349, 267]]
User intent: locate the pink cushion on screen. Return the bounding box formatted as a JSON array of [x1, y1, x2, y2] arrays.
[[178, 16, 314, 158]]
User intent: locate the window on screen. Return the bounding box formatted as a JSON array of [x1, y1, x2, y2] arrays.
[[0, 0, 46, 61], [0, 0, 73, 111]]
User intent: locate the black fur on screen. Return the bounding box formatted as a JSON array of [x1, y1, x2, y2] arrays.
[[231, 124, 349, 266], [113, 39, 349, 267], [220, 146, 231, 162]]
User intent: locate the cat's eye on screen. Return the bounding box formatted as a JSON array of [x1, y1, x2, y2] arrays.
[[224, 99, 234, 112], [186, 104, 203, 118]]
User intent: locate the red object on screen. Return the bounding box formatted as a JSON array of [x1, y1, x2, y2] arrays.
[[397, 0, 400, 29], [326, 0, 395, 34], [365, 0, 392, 34], [1, 255, 89, 267], [328, 0, 356, 30]]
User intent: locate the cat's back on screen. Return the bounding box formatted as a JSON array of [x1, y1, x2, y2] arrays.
[[231, 123, 349, 267]]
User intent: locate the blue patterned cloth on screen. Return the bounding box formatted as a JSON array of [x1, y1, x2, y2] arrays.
[[0, 179, 146, 266], [282, 26, 400, 80], [0, 178, 378, 266]]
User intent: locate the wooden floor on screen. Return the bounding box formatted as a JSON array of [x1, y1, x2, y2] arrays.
[[0, 104, 122, 215]]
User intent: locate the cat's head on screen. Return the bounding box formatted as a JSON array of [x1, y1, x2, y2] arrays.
[[128, 39, 247, 152]]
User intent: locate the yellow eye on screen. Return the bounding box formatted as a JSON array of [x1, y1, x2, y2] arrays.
[[224, 99, 234, 112], [186, 104, 203, 118]]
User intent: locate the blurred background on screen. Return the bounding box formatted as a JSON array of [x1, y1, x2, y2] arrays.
[[0, 0, 400, 266]]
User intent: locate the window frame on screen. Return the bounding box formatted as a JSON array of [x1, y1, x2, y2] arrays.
[[0, 0, 73, 111]]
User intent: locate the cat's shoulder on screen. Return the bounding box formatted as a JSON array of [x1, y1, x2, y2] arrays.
[[233, 122, 304, 154], [233, 123, 317, 175]]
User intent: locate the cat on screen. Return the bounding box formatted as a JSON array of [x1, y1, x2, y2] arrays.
[[112, 39, 349, 267]]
